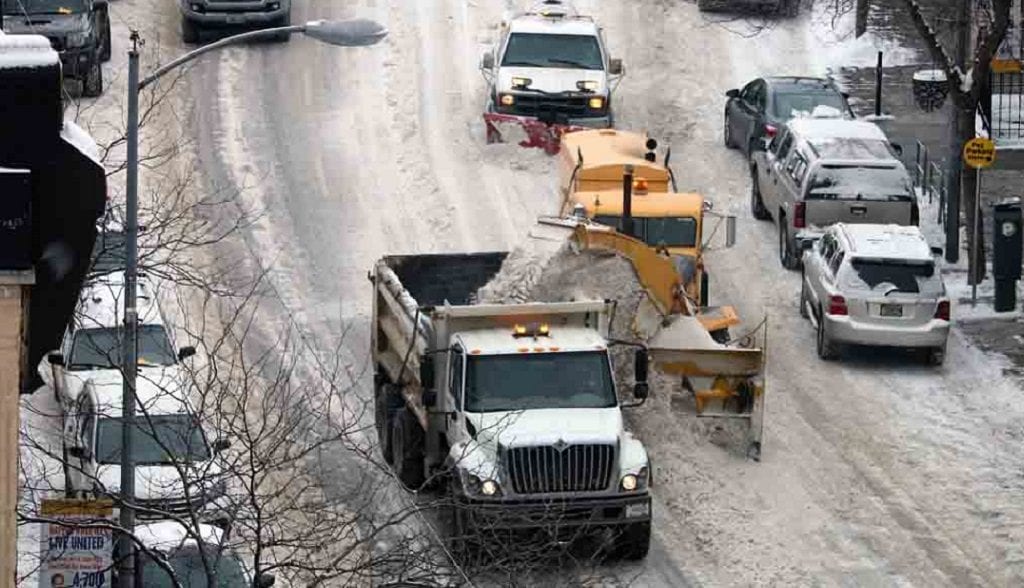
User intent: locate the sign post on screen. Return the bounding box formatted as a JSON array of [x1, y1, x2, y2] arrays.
[[963, 137, 997, 304], [38, 499, 114, 588]]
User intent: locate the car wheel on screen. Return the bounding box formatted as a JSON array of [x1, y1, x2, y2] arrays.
[[390, 408, 425, 489], [816, 309, 839, 360], [779, 221, 798, 269], [799, 276, 810, 318], [99, 9, 111, 62], [271, 12, 292, 43], [181, 16, 200, 44], [724, 111, 734, 148], [82, 55, 103, 97], [926, 345, 946, 366], [750, 167, 770, 220]]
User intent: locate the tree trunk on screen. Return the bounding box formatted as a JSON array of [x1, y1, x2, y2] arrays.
[[855, 0, 870, 38], [956, 103, 987, 284]]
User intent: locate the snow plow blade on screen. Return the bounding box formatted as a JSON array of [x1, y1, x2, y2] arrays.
[[483, 112, 585, 155]]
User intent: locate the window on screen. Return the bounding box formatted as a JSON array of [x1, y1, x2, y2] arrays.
[[592, 215, 699, 247], [842, 259, 944, 295], [753, 81, 767, 111], [139, 546, 248, 588], [790, 153, 808, 184], [776, 134, 794, 161], [772, 90, 847, 119], [68, 325, 177, 370], [829, 251, 845, 276], [96, 415, 211, 465], [501, 33, 604, 70], [769, 130, 787, 155], [741, 81, 759, 104], [818, 234, 836, 262], [464, 351, 617, 412], [2, 0, 88, 15], [449, 346, 465, 404]]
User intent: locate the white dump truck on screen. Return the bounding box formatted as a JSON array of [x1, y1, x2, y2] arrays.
[[370, 252, 652, 558]]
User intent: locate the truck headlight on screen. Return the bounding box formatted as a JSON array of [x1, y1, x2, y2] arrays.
[[480, 479, 499, 496], [588, 96, 605, 110], [462, 471, 502, 497], [66, 32, 90, 48], [499, 94, 515, 106], [621, 474, 638, 491]]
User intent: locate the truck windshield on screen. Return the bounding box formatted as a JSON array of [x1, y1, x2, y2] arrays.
[[68, 325, 177, 370], [807, 165, 912, 202], [96, 415, 211, 465], [502, 33, 603, 70], [2, 0, 88, 15], [465, 351, 616, 412], [594, 215, 698, 247]]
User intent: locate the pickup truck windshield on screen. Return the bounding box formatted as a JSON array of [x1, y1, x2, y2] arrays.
[[465, 351, 616, 412], [2, 0, 87, 15], [773, 91, 847, 119], [502, 33, 603, 70], [807, 165, 912, 201], [96, 415, 211, 465], [594, 215, 698, 247], [68, 325, 177, 370]]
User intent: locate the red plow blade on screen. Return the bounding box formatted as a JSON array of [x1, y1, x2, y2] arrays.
[[483, 113, 585, 155]]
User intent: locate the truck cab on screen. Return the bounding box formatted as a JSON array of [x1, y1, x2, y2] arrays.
[[177, 0, 291, 44], [480, 0, 622, 128], [2, 0, 110, 96], [371, 253, 652, 559]]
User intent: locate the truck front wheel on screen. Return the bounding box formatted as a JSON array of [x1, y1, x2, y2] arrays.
[[612, 521, 651, 560], [391, 408, 425, 489]]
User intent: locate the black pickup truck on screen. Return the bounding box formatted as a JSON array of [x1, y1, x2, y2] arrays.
[[2, 0, 110, 96]]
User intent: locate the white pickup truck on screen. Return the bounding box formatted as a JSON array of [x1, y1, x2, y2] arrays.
[[480, 0, 622, 131], [370, 252, 652, 559]]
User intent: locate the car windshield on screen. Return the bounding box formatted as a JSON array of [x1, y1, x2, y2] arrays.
[[465, 351, 617, 412], [96, 414, 211, 465], [841, 259, 944, 296], [140, 546, 248, 588], [68, 325, 177, 370], [2, 0, 87, 15], [807, 165, 913, 202], [502, 33, 603, 70], [593, 215, 699, 247], [773, 90, 848, 119], [90, 231, 127, 275]]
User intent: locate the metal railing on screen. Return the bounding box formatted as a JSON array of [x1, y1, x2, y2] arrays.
[[913, 141, 947, 226]]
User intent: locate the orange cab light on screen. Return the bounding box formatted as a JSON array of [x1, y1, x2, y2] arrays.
[[517, 347, 530, 353], [633, 177, 649, 195], [549, 346, 560, 352], [470, 349, 482, 355], [533, 347, 545, 352]]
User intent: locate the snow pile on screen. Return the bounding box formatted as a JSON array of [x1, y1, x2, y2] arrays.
[[0, 33, 58, 69], [61, 120, 103, 166]]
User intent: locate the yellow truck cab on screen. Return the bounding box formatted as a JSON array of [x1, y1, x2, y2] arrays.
[[559, 129, 708, 304]]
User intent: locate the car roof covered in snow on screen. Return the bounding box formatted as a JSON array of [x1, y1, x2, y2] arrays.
[[134, 521, 224, 552], [788, 118, 897, 161], [75, 275, 164, 329], [765, 76, 840, 91], [835, 223, 933, 262]]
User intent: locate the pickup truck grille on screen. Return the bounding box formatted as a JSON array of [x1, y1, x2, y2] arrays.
[[505, 95, 591, 120], [504, 443, 614, 494]]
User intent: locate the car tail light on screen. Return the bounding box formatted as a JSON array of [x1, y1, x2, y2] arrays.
[[827, 295, 848, 316], [764, 124, 777, 138], [794, 202, 806, 229], [935, 300, 950, 321]]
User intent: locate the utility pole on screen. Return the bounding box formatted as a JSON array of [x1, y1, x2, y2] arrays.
[[855, 0, 870, 38], [118, 30, 141, 588], [946, 0, 973, 264]]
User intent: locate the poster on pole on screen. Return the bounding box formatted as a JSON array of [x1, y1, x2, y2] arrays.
[[38, 499, 115, 588]]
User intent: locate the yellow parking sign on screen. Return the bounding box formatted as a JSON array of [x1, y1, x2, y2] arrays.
[[963, 137, 996, 169]]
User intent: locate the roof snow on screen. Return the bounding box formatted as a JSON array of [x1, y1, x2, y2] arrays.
[[0, 33, 59, 69], [61, 120, 103, 166]]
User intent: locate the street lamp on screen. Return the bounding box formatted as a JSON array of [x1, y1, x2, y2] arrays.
[[118, 18, 386, 587]]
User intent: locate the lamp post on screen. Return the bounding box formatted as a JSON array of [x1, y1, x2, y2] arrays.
[[118, 18, 386, 587]]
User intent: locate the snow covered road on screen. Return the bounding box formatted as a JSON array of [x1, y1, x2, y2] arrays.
[[168, 0, 1024, 585]]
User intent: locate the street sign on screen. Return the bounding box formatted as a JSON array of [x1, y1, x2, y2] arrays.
[[963, 137, 996, 169], [38, 499, 114, 588]]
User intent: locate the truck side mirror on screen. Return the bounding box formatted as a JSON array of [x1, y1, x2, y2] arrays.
[[68, 446, 90, 460], [726, 88, 739, 99], [481, 51, 494, 70], [48, 352, 65, 367], [930, 246, 944, 256], [178, 346, 196, 361], [609, 58, 624, 76], [634, 349, 649, 384], [419, 358, 434, 388], [725, 215, 737, 248], [212, 439, 231, 453], [891, 143, 904, 157]]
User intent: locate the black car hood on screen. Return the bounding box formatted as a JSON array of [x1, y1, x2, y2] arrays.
[[3, 12, 89, 37]]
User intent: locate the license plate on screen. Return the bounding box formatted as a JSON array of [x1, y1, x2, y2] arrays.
[[625, 502, 650, 518], [850, 205, 868, 216], [226, 15, 246, 23], [880, 303, 903, 317]]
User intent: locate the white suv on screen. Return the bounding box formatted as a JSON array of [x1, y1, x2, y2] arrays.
[[799, 223, 950, 364]]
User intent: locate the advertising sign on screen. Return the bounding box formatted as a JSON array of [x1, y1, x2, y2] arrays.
[[38, 499, 114, 588]]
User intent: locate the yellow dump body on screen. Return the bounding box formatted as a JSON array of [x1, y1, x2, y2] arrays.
[[559, 129, 672, 193]]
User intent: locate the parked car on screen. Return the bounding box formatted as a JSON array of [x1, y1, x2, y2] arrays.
[[750, 117, 917, 269], [178, 0, 291, 44], [723, 76, 853, 157], [698, 0, 799, 17], [799, 223, 950, 364], [1, 0, 110, 96], [132, 521, 277, 587]]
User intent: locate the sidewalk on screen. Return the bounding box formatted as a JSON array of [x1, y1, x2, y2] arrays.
[[837, 1, 1024, 367]]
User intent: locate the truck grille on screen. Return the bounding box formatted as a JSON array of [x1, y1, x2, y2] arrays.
[[506, 95, 591, 121], [504, 444, 614, 494], [134, 495, 206, 520]]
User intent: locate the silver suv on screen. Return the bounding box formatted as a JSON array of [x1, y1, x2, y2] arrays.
[[800, 223, 950, 364], [751, 117, 918, 269]]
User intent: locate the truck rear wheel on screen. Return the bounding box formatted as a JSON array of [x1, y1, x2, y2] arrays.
[[181, 16, 200, 44], [374, 382, 402, 464], [391, 407, 425, 489], [612, 521, 651, 560]]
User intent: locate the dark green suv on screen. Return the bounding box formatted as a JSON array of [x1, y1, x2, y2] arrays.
[[2, 0, 111, 97]]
